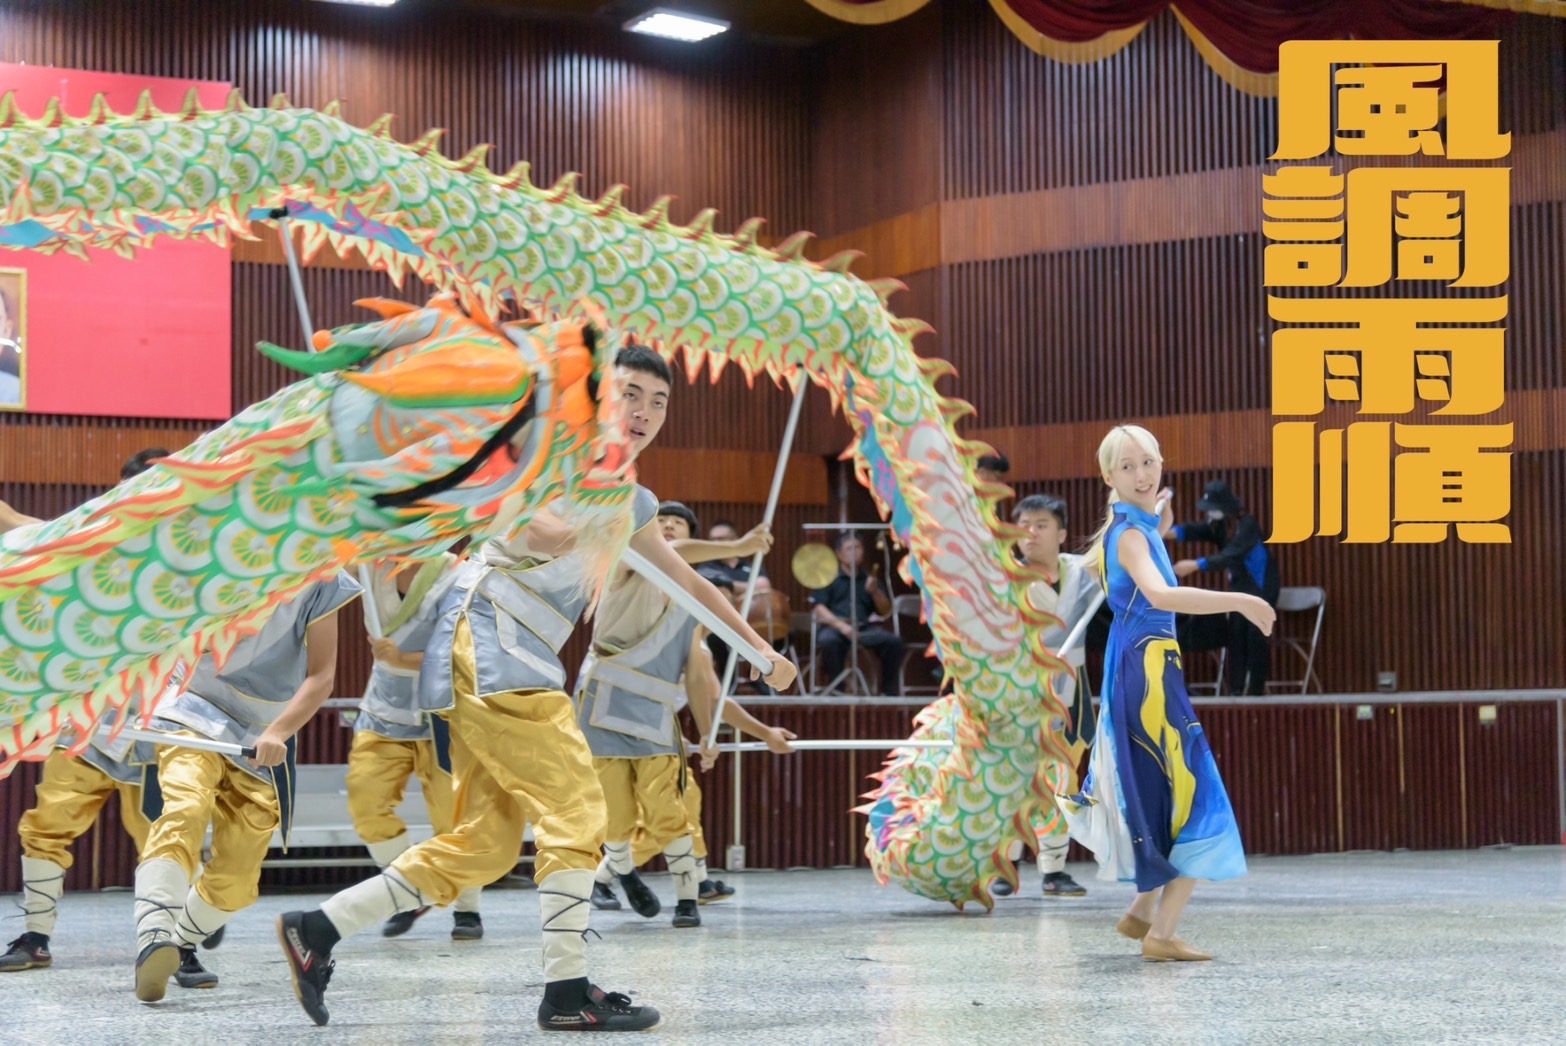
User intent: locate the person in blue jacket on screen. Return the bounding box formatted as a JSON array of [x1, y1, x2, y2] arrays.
[[1164, 480, 1280, 696]]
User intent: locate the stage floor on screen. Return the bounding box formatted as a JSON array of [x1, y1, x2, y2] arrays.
[[4, 847, 1562, 1043]]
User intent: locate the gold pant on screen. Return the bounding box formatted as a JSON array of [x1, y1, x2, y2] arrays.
[[141, 745, 279, 912], [18, 751, 150, 869], [596, 755, 689, 852], [632, 770, 708, 865], [393, 619, 607, 900], [347, 732, 456, 843]]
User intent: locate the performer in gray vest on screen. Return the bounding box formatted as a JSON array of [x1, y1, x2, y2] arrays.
[[992, 494, 1098, 899], [578, 499, 795, 929], [276, 345, 796, 1033], [132, 572, 360, 1002], [345, 553, 485, 940]]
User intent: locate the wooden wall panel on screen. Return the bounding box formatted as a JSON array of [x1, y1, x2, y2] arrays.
[[811, 2, 944, 237]]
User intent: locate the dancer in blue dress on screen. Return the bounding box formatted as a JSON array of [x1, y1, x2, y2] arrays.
[[1058, 425, 1274, 962]]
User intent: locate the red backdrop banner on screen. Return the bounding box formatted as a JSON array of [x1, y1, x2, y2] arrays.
[[0, 65, 233, 420]]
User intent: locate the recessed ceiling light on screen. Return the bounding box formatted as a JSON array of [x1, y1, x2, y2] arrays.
[[624, 8, 729, 42], [312, 0, 398, 7]]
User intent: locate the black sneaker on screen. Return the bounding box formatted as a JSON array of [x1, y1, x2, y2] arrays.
[[175, 948, 219, 989], [1042, 871, 1087, 898], [451, 911, 484, 940], [697, 879, 734, 905], [381, 905, 430, 938], [0, 932, 51, 972], [590, 881, 622, 911], [134, 939, 180, 1002], [671, 900, 700, 928], [200, 924, 225, 951], [991, 878, 1015, 897], [277, 912, 335, 1027], [618, 872, 660, 919], [537, 984, 661, 1032]]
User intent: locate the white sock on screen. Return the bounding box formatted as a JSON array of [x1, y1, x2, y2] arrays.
[[173, 886, 237, 950], [20, 856, 65, 937], [663, 835, 699, 903], [602, 840, 633, 877], [538, 868, 593, 983], [365, 833, 412, 869], [695, 857, 709, 883], [320, 869, 426, 939], [134, 859, 191, 951], [1038, 837, 1068, 876], [455, 886, 482, 914], [593, 855, 616, 886]]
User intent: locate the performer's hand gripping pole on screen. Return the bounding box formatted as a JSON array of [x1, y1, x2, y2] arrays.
[[115, 725, 257, 760], [704, 376, 809, 749]]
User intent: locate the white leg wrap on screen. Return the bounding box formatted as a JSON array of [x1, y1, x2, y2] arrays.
[[134, 859, 190, 951], [20, 856, 65, 937], [173, 886, 237, 950], [1038, 836, 1069, 875], [455, 886, 483, 914], [695, 858, 709, 883], [663, 835, 699, 902], [593, 855, 616, 885], [365, 832, 412, 869], [602, 840, 633, 877], [538, 868, 593, 984], [320, 868, 426, 940]]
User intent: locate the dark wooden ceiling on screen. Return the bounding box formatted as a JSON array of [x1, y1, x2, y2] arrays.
[[449, 0, 855, 47]]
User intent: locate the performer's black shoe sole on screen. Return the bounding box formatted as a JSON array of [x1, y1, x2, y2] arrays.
[[134, 941, 180, 1002], [537, 993, 661, 1031]]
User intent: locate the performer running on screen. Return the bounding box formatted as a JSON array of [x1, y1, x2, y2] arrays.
[[345, 552, 485, 940], [276, 346, 796, 1033], [3, 450, 191, 974], [991, 493, 1096, 900], [132, 573, 361, 1001], [582, 500, 795, 928], [1058, 425, 1271, 962]]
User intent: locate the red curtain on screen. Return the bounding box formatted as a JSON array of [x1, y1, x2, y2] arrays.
[[811, 0, 1514, 81], [997, 0, 1509, 73]]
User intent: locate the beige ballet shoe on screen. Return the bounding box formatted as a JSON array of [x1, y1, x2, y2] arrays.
[[1115, 913, 1152, 940], [1141, 935, 1213, 962]]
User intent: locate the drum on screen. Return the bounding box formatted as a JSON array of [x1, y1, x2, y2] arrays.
[[740, 587, 793, 644]]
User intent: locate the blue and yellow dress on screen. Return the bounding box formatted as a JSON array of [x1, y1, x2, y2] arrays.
[[1057, 502, 1246, 892]]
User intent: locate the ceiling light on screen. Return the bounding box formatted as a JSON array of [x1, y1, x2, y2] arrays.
[[311, 0, 398, 7], [624, 8, 729, 42]]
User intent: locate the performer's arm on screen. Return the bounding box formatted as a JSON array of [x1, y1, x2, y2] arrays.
[[685, 633, 796, 756], [518, 504, 576, 557], [371, 637, 423, 672], [629, 524, 796, 690], [0, 498, 40, 533], [250, 614, 341, 768], [1117, 529, 1274, 635], [670, 523, 772, 565]]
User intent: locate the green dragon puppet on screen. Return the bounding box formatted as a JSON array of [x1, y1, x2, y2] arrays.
[[0, 90, 1074, 908]]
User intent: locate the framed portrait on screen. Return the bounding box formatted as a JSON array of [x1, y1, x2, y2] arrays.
[[0, 267, 23, 411]]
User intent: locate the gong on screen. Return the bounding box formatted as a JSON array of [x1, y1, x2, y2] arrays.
[[791, 543, 839, 590]]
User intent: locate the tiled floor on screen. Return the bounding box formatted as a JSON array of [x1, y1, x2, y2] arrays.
[[5, 847, 1563, 1043]]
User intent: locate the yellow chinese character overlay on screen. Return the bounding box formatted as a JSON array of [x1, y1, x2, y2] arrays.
[[1274, 40, 1509, 161]]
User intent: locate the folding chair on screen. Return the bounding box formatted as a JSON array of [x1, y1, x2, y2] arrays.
[[1266, 586, 1326, 694], [890, 592, 941, 696]]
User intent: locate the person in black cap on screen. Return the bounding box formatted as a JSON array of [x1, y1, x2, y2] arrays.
[[975, 452, 1010, 486], [1164, 480, 1280, 696]]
